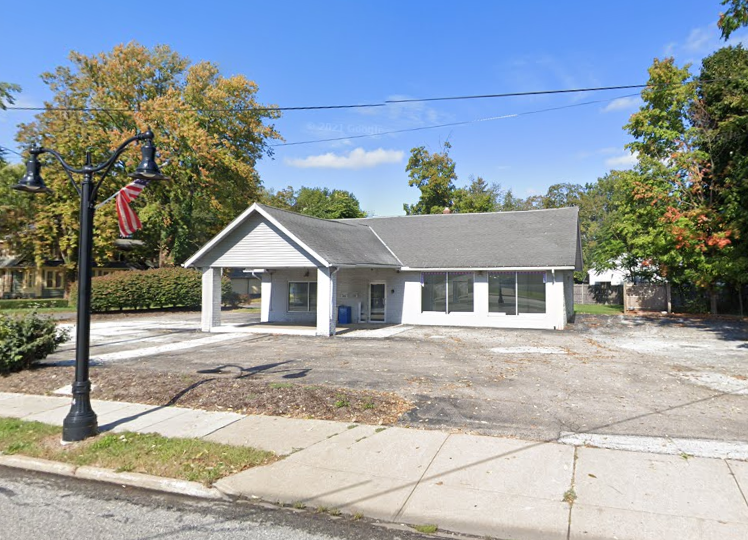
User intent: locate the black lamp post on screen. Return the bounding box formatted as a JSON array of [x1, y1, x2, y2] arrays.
[[12, 128, 167, 442]]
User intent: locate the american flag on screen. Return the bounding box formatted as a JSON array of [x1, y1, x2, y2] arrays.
[[115, 179, 150, 237]]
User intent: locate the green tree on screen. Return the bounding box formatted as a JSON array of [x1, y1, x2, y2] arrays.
[[719, 0, 748, 39], [0, 163, 37, 260], [14, 42, 281, 270], [543, 183, 585, 209], [452, 176, 503, 213], [593, 56, 739, 312], [0, 82, 21, 165], [263, 186, 365, 219], [403, 142, 457, 215]]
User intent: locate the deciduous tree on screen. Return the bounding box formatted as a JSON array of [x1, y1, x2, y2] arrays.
[[13, 43, 281, 270]]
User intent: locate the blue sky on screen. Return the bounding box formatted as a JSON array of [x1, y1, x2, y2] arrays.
[[1, 1, 744, 216]]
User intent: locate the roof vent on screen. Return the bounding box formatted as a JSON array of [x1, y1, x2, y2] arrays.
[[442, 207, 452, 214]]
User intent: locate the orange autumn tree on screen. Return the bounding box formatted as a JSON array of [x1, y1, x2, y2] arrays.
[[599, 58, 738, 313], [14, 42, 282, 270]]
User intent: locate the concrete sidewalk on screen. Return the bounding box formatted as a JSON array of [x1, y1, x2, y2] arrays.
[[1, 391, 747, 540]]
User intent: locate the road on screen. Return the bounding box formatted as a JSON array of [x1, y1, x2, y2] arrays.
[[0, 467, 433, 540]]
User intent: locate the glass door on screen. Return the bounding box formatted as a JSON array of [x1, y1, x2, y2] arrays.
[[369, 283, 386, 322]]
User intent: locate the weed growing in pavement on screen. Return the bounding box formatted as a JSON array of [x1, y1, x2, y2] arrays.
[[563, 488, 577, 504], [411, 524, 438, 534]]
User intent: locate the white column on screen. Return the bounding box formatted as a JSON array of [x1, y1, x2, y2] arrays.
[[261, 272, 272, 323], [316, 267, 337, 337], [474, 272, 489, 317], [201, 267, 222, 332], [548, 270, 566, 330]]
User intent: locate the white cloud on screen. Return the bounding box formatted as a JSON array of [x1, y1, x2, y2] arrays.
[[605, 152, 638, 168], [285, 147, 404, 169], [665, 23, 748, 60], [602, 96, 641, 113]]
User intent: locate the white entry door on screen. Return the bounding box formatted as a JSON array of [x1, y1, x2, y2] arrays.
[[369, 283, 386, 322]]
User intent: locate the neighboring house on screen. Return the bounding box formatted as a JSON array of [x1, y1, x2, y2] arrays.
[[185, 203, 582, 335], [588, 268, 627, 286], [0, 241, 129, 299]]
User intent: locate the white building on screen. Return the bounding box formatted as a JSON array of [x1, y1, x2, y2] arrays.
[[184, 203, 583, 335]]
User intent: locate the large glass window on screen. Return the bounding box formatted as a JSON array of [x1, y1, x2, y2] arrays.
[[489, 272, 516, 315], [518, 272, 546, 313], [288, 281, 317, 312], [448, 273, 474, 312], [421, 273, 446, 312], [421, 272, 474, 313], [489, 272, 546, 314]]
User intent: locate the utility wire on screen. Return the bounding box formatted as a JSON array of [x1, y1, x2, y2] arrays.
[[0, 82, 688, 114], [270, 93, 641, 147], [385, 84, 649, 103]]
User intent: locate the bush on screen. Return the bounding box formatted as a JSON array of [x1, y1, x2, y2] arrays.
[[0, 299, 70, 310], [69, 267, 232, 312], [0, 310, 70, 373]]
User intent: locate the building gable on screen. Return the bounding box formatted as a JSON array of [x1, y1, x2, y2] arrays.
[[191, 212, 319, 268]]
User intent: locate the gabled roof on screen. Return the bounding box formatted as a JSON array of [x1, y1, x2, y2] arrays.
[[259, 205, 401, 267], [185, 203, 582, 270]]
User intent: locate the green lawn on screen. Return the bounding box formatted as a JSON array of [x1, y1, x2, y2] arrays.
[[574, 304, 624, 315], [0, 417, 275, 485]]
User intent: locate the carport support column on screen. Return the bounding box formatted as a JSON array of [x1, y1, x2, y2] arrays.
[[201, 267, 222, 332], [316, 267, 337, 337]]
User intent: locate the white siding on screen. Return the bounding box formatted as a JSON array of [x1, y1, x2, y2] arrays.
[[266, 268, 318, 324], [401, 270, 569, 330], [335, 268, 406, 323], [194, 213, 319, 268]]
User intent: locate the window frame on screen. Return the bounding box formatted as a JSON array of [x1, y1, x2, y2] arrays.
[[488, 271, 547, 316], [421, 271, 475, 314], [287, 281, 318, 312]]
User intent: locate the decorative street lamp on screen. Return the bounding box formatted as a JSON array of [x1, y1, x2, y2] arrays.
[[12, 128, 167, 442]]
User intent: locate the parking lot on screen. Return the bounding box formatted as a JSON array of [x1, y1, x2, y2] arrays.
[[45, 311, 748, 443]]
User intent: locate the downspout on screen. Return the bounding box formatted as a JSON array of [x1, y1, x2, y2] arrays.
[[331, 266, 340, 337]]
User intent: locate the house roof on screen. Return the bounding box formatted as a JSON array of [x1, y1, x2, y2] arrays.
[[185, 203, 582, 270], [259, 205, 401, 267], [343, 207, 581, 269]]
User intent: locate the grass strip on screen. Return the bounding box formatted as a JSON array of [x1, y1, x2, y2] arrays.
[[574, 304, 624, 315], [0, 417, 275, 485]]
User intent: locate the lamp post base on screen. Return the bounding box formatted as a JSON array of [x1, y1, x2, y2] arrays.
[[62, 381, 98, 442]]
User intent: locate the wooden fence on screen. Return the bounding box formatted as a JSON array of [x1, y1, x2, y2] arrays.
[[573, 284, 623, 305], [623, 283, 671, 312]]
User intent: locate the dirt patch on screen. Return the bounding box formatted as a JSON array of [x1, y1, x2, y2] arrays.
[[0, 365, 412, 425]]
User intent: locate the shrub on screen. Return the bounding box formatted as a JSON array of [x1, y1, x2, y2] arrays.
[[0, 299, 70, 310], [69, 267, 233, 312], [0, 310, 70, 373]]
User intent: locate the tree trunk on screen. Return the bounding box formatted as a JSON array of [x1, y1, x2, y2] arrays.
[[739, 284, 745, 318], [710, 288, 718, 315]]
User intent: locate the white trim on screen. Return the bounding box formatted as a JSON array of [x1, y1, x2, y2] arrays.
[[183, 203, 330, 269], [368, 281, 387, 323], [404, 266, 575, 271]]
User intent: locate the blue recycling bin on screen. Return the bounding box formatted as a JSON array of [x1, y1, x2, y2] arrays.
[[337, 305, 352, 324]]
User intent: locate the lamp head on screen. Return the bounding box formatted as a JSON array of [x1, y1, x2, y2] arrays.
[[12, 150, 52, 194], [129, 137, 168, 181]]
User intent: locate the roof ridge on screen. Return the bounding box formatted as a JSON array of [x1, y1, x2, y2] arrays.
[[257, 203, 369, 228], [340, 206, 579, 220]]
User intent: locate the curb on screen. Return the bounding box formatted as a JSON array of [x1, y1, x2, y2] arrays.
[[0, 454, 228, 501]]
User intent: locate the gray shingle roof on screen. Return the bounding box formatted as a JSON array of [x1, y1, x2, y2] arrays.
[[188, 203, 581, 270], [344, 207, 581, 269], [258, 204, 401, 266]]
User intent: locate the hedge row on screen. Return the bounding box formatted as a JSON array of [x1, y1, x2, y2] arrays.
[[0, 298, 70, 310], [69, 267, 232, 312], [0, 311, 70, 373]]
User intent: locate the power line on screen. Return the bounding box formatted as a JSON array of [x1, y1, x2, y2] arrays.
[[270, 93, 641, 147], [0, 82, 674, 114], [385, 84, 649, 104]]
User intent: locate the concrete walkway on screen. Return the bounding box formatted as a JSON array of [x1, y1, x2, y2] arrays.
[[1, 391, 747, 540]]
